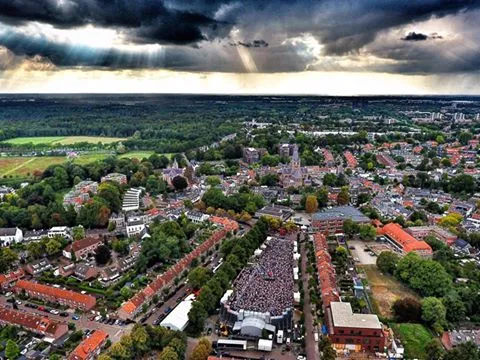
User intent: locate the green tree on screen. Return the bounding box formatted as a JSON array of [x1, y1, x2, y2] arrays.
[[5, 340, 20, 360], [72, 226, 85, 241], [120, 286, 132, 300], [187, 267, 211, 290], [337, 186, 350, 205], [359, 224, 376, 241], [316, 187, 329, 208], [206, 176, 221, 187], [391, 297, 422, 322], [422, 297, 446, 329], [305, 194, 318, 213], [425, 339, 445, 360], [443, 341, 480, 360], [159, 346, 179, 360], [172, 176, 188, 191], [376, 251, 399, 275]]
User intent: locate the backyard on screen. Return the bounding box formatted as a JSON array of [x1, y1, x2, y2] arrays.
[[391, 323, 435, 359], [360, 264, 420, 318]]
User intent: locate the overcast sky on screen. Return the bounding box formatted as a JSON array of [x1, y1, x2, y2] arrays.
[[1, 0, 480, 94]]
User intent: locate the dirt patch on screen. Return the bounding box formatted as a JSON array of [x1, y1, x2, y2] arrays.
[[360, 265, 420, 318]]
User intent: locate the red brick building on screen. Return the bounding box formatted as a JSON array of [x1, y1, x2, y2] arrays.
[[0, 268, 25, 288], [327, 302, 386, 352], [69, 330, 109, 360], [63, 237, 103, 260], [15, 280, 96, 311], [0, 306, 68, 340], [377, 223, 432, 257]]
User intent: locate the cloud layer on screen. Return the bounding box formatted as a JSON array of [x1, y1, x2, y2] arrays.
[[0, 0, 479, 75]]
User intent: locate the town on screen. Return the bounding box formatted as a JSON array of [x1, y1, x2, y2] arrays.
[[0, 95, 480, 360]]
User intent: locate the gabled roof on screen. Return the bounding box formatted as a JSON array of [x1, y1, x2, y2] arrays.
[[0, 305, 66, 338], [65, 237, 102, 253], [16, 280, 96, 308], [68, 330, 108, 360]]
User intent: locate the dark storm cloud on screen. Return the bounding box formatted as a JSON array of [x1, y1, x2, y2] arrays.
[[402, 32, 428, 41], [401, 32, 443, 41], [230, 40, 269, 48], [0, 0, 231, 45], [0, 0, 479, 73]]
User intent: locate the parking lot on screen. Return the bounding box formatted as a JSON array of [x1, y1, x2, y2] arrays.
[[347, 240, 377, 265]]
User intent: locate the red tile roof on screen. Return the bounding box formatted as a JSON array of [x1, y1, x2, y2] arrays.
[[313, 233, 340, 310], [344, 151, 358, 168], [379, 223, 432, 254], [15, 280, 96, 310], [119, 229, 227, 317], [0, 305, 67, 339], [64, 237, 103, 254], [0, 268, 25, 287], [209, 216, 239, 232], [69, 330, 108, 360]]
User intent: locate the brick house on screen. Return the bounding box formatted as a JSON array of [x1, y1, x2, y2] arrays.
[[15, 280, 96, 311], [68, 330, 109, 360], [0, 305, 68, 340], [327, 302, 386, 352], [63, 237, 103, 260]]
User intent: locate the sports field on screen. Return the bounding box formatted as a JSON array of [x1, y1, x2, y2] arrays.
[[2, 136, 126, 145]]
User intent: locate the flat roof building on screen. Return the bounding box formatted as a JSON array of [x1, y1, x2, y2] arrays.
[[160, 294, 195, 331], [327, 302, 386, 353], [312, 206, 370, 234]]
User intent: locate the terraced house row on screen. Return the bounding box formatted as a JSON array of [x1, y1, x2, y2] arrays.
[[118, 229, 228, 320], [15, 280, 97, 311]]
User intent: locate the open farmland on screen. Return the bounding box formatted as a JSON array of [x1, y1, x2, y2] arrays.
[[2, 136, 126, 146], [0, 156, 67, 176], [360, 265, 420, 318], [0, 151, 173, 177]]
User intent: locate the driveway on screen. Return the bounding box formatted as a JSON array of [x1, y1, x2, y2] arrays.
[[347, 240, 377, 265]]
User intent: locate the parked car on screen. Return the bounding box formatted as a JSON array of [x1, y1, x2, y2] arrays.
[[50, 309, 59, 315], [72, 315, 80, 320], [38, 306, 46, 311], [60, 312, 69, 317]]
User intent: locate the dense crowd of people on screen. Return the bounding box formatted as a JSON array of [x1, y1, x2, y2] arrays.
[[229, 237, 294, 316]]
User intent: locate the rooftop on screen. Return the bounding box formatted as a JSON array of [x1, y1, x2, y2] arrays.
[[68, 330, 108, 360], [312, 206, 369, 222], [330, 302, 382, 330]]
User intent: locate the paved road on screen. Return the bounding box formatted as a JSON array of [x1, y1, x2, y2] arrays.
[[300, 240, 319, 360], [0, 297, 132, 343]]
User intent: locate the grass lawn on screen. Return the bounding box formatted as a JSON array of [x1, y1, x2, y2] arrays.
[[119, 151, 155, 159], [360, 265, 420, 318], [391, 323, 434, 359], [2, 136, 126, 145]]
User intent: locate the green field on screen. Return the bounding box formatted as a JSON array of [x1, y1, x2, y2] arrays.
[[0, 151, 173, 177], [119, 151, 173, 160], [391, 323, 434, 359], [2, 136, 126, 145]]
